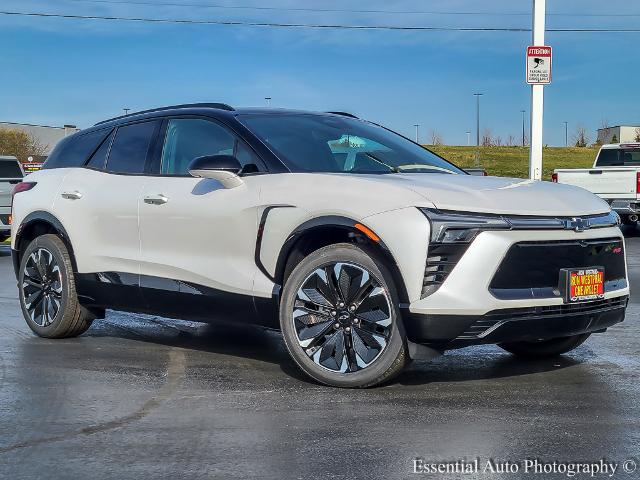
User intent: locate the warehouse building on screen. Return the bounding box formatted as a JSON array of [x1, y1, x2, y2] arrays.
[[597, 125, 640, 144], [0, 121, 80, 161]]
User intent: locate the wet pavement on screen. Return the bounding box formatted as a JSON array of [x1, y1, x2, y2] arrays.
[[1, 230, 639, 479]]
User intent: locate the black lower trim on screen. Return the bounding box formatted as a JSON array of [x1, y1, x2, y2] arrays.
[[75, 272, 279, 328], [402, 296, 628, 349], [11, 248, 20, 278]]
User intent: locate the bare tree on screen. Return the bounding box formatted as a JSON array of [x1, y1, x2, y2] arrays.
[[0, 128, 47, 162], [481, 128, 494, 147], [429, 129, 443, 145], [494, 136, 503, 147], [635, 127, 640, 142], [505, 134, 516, 147], [599, 119, 611, 144], [572, 124, 590, 147]]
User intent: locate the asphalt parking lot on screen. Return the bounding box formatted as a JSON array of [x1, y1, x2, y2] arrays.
[[1, 233, 639, 480]]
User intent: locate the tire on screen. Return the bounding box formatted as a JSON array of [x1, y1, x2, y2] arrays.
[[18, 234, 93, 338], [279, 243, 407, 388], [621, 215, 637, 226], [499, 333, 591, 359]]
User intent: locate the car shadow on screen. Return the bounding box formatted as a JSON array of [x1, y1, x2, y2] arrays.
[[87, 312, 587, 387]]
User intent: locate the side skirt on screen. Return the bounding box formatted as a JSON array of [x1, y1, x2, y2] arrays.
[[75, 272, 280, 328]]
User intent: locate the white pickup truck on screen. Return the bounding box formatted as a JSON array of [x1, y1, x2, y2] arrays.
[[553, 143, 640, 224]]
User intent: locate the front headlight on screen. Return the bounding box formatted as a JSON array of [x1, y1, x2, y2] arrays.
[[420, 208, 510, 243]]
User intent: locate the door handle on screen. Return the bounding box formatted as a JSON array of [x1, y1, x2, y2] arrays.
[[143, 194, 169, 205], [61, 191, 83, 200]]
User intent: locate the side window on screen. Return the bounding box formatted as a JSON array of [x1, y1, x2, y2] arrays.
[[160, 119, 235, 175], [106, 121, 159, 174], [85, 130, 115, 170], [43, 128, 111, 169], [159, 118, 264, 175]]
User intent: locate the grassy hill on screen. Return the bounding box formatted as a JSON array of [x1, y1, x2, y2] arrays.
[[425, 145, 598, 180]]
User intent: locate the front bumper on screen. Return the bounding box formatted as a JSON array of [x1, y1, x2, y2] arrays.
[[403, 296, 627, 348], [403, 226, 629, 347]]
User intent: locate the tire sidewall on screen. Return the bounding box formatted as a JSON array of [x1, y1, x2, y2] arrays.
[[279, 243, 406, 388], [18, 235, 73, 337]]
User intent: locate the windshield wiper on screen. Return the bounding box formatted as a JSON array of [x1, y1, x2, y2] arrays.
[[363, 153, 399, 173]]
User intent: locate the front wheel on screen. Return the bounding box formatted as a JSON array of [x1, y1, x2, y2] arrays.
[[280, 243, 407, 388], [499, 333, 591, 358], [18, 234, 94, 338]]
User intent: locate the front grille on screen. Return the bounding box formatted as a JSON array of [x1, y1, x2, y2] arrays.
[[422, 243, 469, 297], [459, 296, 628, 339], [490, 238, 626, 292], [0, 214, 9, 226]]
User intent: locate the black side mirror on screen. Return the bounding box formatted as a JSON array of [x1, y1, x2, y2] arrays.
[[188, 155, 244, 188]]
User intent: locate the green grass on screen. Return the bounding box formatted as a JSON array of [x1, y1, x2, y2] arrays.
[[425, 145, 598, 180]]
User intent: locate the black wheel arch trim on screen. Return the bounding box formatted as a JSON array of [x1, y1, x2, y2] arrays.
[[260, 213, 410, 305], [13, 211, 76, 279]]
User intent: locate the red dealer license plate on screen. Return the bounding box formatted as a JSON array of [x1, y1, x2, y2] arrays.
[[559, 267, 605, 303]]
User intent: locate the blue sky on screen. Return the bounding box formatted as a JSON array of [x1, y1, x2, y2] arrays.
[[1, 0, 639, 146]]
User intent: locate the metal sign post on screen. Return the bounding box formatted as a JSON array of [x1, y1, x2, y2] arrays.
[[528, 0, 548, 181]]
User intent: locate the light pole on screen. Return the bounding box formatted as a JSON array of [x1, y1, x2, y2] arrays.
[[414, 124, 420, 143], [466, 131, 471, 146], [528, 0, 546, 180], [521, 110, 526, 146], [123, 108, 130, 115], [264, 97, 272, 106], [473, 93, 483, 166], [563, 121, 568, 147]]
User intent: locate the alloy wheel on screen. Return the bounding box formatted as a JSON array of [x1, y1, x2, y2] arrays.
[[292, 262, 393, 373], [22, 248, 63, 327]]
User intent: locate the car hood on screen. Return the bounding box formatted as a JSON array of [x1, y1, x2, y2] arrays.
[[363, 173, 611, 217]]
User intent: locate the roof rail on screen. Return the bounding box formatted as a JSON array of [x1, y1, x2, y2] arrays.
[[326, 111, 359, 119], [95, 103, 235, 125]]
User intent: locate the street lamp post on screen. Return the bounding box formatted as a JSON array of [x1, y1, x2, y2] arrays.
[[414, 124, 420, 144], [466, 131, 471, 146], [123, 108, 130, 115], [473, 93, 483, 166], [563, 121, 568, 147], [265, 97, 272, 106], [521, 110, 526, 146]]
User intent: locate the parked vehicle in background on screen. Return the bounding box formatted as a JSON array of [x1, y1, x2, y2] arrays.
[[553, 143, 640, 225], [10, 104, 629, 388], [0, 156, 24, 242]]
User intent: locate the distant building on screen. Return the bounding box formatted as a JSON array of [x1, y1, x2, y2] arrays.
[[597, 125, 640, 144], [0, 121, 80, 161]]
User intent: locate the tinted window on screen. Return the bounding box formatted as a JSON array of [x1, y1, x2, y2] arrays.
[[107, 121, 159, 174], [44, 128, 111, 169], [0, 159, 23, 178], [240, 114, 464, 174], [160, 119, 235, 175], [596, 148, 640, 167], [86, 130, 114, 170]]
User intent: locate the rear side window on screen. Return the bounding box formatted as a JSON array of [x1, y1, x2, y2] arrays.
[[43, 128, 111, 169], [106, 121, 159, 174], [85, 130, 115, 170], [596, 148, 640, 167], [0, 159, 23, 178]]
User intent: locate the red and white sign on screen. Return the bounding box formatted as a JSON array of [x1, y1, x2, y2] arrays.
[[526, 45, 552, 85]]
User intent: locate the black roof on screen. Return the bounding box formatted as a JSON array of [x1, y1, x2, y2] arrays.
[[93, 103, 358, 128]]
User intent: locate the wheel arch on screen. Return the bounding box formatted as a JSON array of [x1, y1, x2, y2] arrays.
[[271, 215, 410, 305], [13, 211, 77, 279]]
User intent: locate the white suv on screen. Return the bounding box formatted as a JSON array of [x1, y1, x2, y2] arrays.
[[10, 104, 629, 387]]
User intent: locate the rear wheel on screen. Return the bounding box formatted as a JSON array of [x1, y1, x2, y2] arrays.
[[280, 243, 407, 388], [499, 333, 591, 358], [18, 234, 93, 338]]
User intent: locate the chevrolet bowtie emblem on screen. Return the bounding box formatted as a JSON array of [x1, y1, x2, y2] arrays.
[[565, 217, 589, 232]]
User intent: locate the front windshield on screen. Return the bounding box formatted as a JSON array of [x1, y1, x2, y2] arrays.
[[239, 113, 465, 175]]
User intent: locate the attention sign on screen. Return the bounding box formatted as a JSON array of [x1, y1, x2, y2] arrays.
[[526, 46, 552, 84]]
